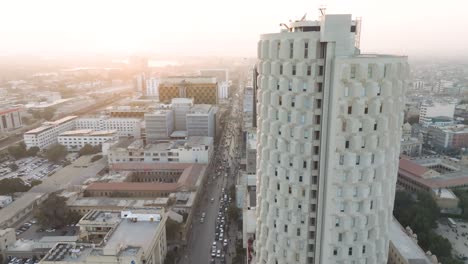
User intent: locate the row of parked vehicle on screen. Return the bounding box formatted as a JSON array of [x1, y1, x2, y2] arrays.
[[7, 257, 38, 264]]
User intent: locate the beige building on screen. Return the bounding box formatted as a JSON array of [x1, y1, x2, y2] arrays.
[[39, 209, 167, 264], [388, 218, 435, 264], [158, 77, 218, 105]]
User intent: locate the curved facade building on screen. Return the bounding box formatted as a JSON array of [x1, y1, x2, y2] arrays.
[[254, 14, 409, 264]]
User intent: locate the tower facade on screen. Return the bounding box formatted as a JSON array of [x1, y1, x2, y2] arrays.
[[254, 14, 409, 264]]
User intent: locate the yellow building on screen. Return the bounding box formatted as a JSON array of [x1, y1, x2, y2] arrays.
[[158, 76, 218, 105]]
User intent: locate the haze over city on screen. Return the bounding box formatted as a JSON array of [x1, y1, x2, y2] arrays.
[[0, 0, 467, 57], [2, 2, 468, 264]]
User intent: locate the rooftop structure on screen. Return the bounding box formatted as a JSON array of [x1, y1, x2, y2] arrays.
[[24, 116, 77, 149], [159, 77, 218, 104]]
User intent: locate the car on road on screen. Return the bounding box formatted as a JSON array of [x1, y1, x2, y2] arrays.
[[216, 250, 221, 258], [200, 217, 204, 223], [210, 198, 215, 203], [223, 239, 228, 247], [45, 228, 55, 233], [201, 212, 206, 218]]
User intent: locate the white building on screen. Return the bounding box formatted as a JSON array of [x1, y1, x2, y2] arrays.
[[146, 78, 160, 97], [145, 109, 174, 142], [171, 98, 194, 131], [58, 129, 118, 151], [108, 137, 213, 165], [218, 81, 229, 99], [186, 104, 216, 137], [0, 107, 22, 132], [75, 116, 142, 138], [254, 14, 409, 264], [24, 116, 77, 149], [419, 101, 456, 127], [0, 196, 12, 208]]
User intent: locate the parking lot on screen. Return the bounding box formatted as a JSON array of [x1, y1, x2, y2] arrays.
[[0, 157, 61, 183], [435, 218, 468, 263]]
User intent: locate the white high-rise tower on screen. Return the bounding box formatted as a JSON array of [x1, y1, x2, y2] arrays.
[[254, 14, 409, 264]]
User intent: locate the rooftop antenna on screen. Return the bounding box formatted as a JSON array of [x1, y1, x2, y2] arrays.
[[279, 23, 290, 30], [319, 6, 326, 16], [300, 13, 307, 21]]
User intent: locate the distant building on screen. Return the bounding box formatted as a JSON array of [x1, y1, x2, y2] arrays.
[[109, 106, 147, 119], [199, 69, 229, 83], [145, 78, 160, 97], [186, 104, 216, 137], [400, 123, 422, 157], [427, 124, 468, 150], [0, 193, 47, 228], [24, 116, 77, 149], [75, 116, 142, 138], [218, 81, 229, 100], [144, 110, 174, 142], [39, 209, 167, 264], [419, 101, 455, 127], [58, 129, 118, 152], [245, 129, 257, 174], [158, 76, 218, 104], [0, 196, 13, 208], [0, 108, 22, 132]]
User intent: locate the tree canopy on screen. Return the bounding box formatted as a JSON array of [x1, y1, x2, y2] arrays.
[[78, 144, 101, 156], [45, 144, 67, 163], [7, 142, 40, 160], [166, 218, 182, 241], [0, 178, 31, 195], [34, 193, 81, 229]]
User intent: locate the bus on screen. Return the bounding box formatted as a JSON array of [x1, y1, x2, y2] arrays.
[[448, 217, 457, 228]]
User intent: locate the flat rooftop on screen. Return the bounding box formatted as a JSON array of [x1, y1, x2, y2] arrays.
[[187, 104, 213, 114], [161, 76, 216, 84], [67, 197, 169, 208], [389, 218, 432, 264]]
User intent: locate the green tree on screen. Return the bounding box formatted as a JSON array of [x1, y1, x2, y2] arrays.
[[42, 107, 56, 121], [9, 163, 19, 171], [27, 146, 40, 156], [30, 179, 42, 187], [407, 115, 419, 125], [7, 144, 27, 159], [227, 204, 241, 221], [166, 219, 182, 241], [0, 178, 31, 195], [79, 144, 101, 156], [45, 144, 67, 163], [90, 155, 103, 162], [34, 193, 78, 229], [21, 116, 32, 125]]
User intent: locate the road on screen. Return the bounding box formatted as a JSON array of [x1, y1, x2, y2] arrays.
[[179, 86, 243, 264]]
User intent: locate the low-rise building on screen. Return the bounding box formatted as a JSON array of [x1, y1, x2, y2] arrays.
[[0, 107, 22, 132], [39, 209, 167, 264], [427, 124, 468, 150], [0, 196, 13, 208], [58, 130, 118, 151], [67, 197, 169, 216], [245, 130, 257, 174], [75, 116, 142, 138], [108, 137, 213, 165], [388, 218, 435, 264], [24, 116, 77, 149], [0, 193, 48, 229], [419, 100, 456, 127]]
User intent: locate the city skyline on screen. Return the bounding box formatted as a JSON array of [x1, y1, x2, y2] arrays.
[[0, 0, 467, 58]]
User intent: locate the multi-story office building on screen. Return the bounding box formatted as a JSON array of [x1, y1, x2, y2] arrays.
[[24, 116, 77, 149], [427, 124, 468, 150], [254, 14, 408, 264], [75, 116, 142, 138], [146, 77, 160, 97], [145, 109, 174, 142], [58, 129, 118, 151], [419, 101, 455, 127], [0, 107, 22, 132], [171, 98, 194, 131], [186, 104, 216, 137], [159, 76, 218, 104]]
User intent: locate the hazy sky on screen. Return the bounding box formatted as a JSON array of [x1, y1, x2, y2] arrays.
[[0, 0, 467, 58]]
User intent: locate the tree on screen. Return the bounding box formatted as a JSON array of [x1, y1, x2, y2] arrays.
[[0, 178, 31, 195], [34, 193, 78, 229], [227, 204, 241, 221], [407, 115, 419, 125], [21, 116, 32, 125], [9, 163, 19, 172], [166, 219, 182, 241], [7, 144, 27, 159], [79, 144, 101, 156], [42, 107, 56, 121], [90, 155, 103, 162], [27, 146, 40, 156], [30, 179, 42, 187], [45, 144, 67, 163]]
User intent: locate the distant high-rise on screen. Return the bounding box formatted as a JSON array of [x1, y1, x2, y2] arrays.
[[254, 14, 409, 264]]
